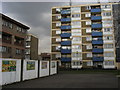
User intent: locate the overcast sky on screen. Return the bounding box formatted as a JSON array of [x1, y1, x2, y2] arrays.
[[1, 0, 120, 54]]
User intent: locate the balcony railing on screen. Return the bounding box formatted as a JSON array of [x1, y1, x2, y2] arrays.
[[92, 48, 103, 53], [61, 41, 71, 45], [61, 49, 71, 53], [92, 32, 103, 36], [61, 25, 71, 30], [61, 10, 71, 14], [61, 57, 71, 62], [61, 33, 71, 38], [92, 24, 102, 28], [91, 16, 102, 20], [91, 8, 101, 13], [92, 40, 103, 44], [93, 57, 104, 61], [61, 18, 71, 22]]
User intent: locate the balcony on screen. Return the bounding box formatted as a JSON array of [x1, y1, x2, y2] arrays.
[[92, 40, 103, 44], [92, 48, 103, 53], [93, 57, 104, 61], [61, 18, 71, 22], [61, 33, 71, 38], [92, 24, 102, 29], [91, 8, 101, 13], [61, 41, 71, 45], [92, 32, 103, 36], [91, 16, 102, 20], [61, 10, 71, 14], [61, 49, 71, 53], [61, 57, 71, 62], [61, 25, 71, 30]]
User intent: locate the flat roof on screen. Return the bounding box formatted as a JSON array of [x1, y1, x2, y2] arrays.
[[52, 2, 120, 9], [1, 13, 30, 29]]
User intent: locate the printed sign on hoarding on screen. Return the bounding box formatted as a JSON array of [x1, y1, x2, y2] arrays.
[[51, 62, 56, 68], [2, 60, 16, 72], [42, 62, 47, 69], [27, 61, 35, 70]]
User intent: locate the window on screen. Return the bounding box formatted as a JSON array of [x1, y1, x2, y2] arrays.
[[56, 46, 61, 50], [62, 46, 71, 49], [86, 6, 91, 10], [87, 53, 92, 57], [71, 7, 80, 13], [72, 53, 82, 57], [0, 46, 10, 53], [56, 38, 61, 42], [104, 28, 112, 32], [102, 20, 113, 24], [56, 22, 61, 27], [104, 44, 113, 48], [86, 37, 92, 41], [56, 30, 61, 34], [104, 52, 114, 57], [71, 21, 81, 26], [56, 15, 61, 19], [102, 5, 111, 8], [85, 13, 91, 17], [72, 45, 81, 49], [104, 36, 113, 40], [17, 27, 22, 32], [104, 61, 114, 65], [56, 8, 61, 12], [72, 37, 81, 41], [86, 21, 91, 25], [72, 29, 81, 33], [72, 14, 80, 18], [103, 12, 111, 16], [2, 20, 13, 29], [86, 45, 92, 49], [86, 28, 91, 33], [16, 49, 22, 54]]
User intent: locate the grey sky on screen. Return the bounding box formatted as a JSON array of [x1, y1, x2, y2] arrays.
[[2, 0, 119, 54]]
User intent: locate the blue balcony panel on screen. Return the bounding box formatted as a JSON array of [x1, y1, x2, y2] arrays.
[[61, 10, 71, 14], [61, 25, 71, 30], [91, 16, 102, 20], [61, 18, 71, 22], [92, 40, 103, 44], [92, 48, 103, 53], [93, 57, 104, 61], [61, 33, 71, 38], [92, 24, 102, 29], [91, 8, 101, 13], [61, 41, 71, 45], [61, 49, 71, 53], [61, 57, 71, 62], [92, 32, 103, 36]]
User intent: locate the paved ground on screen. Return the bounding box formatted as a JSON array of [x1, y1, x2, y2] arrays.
[[2, 73, 119, 88]]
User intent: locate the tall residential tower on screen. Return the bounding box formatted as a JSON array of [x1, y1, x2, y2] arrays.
[[51, 3, 120, 69]]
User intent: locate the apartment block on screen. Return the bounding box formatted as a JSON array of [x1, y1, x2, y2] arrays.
[[51, 3, 120, 69], [25, 34, 38, 60], [0, 14, 30, 59]]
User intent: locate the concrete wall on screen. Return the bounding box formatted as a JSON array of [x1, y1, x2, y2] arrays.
[[23, 60, 38, 81], [117, 62, 120, 70], [50, 61, 57, 75], [39, 61, 49, 77], [0, 58, 21, 85]]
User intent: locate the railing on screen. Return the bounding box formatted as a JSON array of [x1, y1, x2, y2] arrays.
[[61, 25, 71, 29], [91, 16, 102, 20], [61, 41, 71, 45], [61, 49, 71, 53], [92, 48, 103, 53], [92, 40, 103, 44], [61, 10, 71, 14], [92, 24, 102, 28], [61, 33, 71, 38], [91, 8, 101, 13], [92, 32, 103, 36], [93, 57, 104, 61], [61, 57, 71, 62], [61, 18, 71, 22]]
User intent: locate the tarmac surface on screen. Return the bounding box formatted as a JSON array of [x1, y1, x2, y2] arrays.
[[2, 73, 119, 88]]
